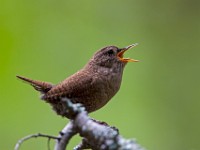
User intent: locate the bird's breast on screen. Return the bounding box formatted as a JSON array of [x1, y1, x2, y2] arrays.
[[86, 69, 123, 112]]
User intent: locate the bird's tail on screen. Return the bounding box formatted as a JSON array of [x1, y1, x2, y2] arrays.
[[16, 75, 53, 94]]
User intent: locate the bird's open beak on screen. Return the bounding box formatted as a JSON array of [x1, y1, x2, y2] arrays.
[[117, 43, 139, 62]]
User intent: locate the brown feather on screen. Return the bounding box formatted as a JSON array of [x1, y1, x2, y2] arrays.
[[17, 44, 137, 118], [16, 75, 53, 93]]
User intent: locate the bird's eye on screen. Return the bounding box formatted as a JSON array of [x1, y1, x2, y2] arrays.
[[107, 49, 114, 55]]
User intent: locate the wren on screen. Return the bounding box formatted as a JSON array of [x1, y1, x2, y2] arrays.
[[17, 44, 138, 118]]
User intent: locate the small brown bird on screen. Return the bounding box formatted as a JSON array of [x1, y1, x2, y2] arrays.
[[17, 44, 138, 118]]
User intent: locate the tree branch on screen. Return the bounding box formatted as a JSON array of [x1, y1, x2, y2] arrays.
[[14, 133, 59, 150], [54, 98, 144, 150], [54, 120, 77, 150], [15, 98, 144, 150]]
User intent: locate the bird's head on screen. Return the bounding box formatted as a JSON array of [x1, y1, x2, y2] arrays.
[[89, 43, 139, 69]]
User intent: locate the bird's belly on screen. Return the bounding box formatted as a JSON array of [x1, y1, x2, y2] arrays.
[[74, 78, 121, 113], [73, 93, 111, 113]]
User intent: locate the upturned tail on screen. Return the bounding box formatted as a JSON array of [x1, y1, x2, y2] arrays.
[[16, 75, 53, 94]]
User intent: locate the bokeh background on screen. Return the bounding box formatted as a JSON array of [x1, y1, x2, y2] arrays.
[[1, 0, 200, 150]]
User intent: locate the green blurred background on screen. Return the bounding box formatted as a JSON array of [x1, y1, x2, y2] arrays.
[[1, 0, 200, 150]]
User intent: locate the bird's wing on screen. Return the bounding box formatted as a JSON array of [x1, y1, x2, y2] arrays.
[[42, 70, 104, 103]]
